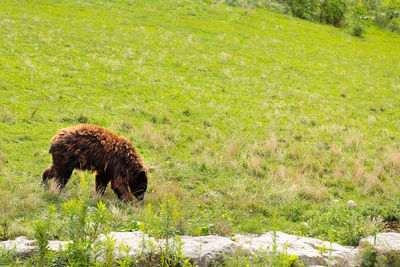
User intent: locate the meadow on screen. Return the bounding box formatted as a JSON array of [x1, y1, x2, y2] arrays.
[[1, 0, 400, 248]]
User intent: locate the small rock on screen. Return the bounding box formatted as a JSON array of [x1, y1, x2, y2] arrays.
[[333, 199, 339, 203], [347, 200, 357, 207], [302, 222, 309, 227]]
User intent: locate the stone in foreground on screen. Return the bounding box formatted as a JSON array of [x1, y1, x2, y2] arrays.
[[3, 231, 400, 266], [234, 231, 358, 267], [359, 232, 400, 257], [0, 236, 69, 258], [103, 232, 238, 267]]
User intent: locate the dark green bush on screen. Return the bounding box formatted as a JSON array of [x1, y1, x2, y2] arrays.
[[351, 23, 365, 37], [286, 0, 320, 21], [223, 0, 400, 34], [320, 0, 347, 26], [348, 0, 400, 32], [374, 4, 400, 32]]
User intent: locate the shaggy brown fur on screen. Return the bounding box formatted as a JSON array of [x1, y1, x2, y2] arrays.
[[42, 124, 148, 202]]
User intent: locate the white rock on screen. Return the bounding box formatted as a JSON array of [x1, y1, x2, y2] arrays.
[[234, 231, 358, 267], [181, 235, 238, 266], [48, 240, 70, 251], [346, 200, 357, 207], [359, 232, 400, 256], [98, 231, 147, 257], [12, 231, 400, 266], [99, 232, 238, 267], [333, 199, 339, 203], [0, 236, 69, 258]]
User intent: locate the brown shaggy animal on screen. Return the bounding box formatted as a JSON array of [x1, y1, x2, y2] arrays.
[[42, 124, 148, 202]]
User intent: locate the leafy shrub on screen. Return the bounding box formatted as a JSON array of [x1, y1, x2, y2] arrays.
[[30, 205, 57, 266], [141, 195, 184, 239], [224, 0, 400, 33], [305, 203, 384, 246], [351, 23, 365, 37], [286, 0, 320, 21], [348, 0, 400, 32], [320, 0, 347, 26], [346, 0, 367, 37], [0, 248, 19, 266], [358, 243, 400, 267], [374, 0, 400, 31], [360, 245, 379, 267], [27, 174, 119, 266], [58, 175, 112, 265]]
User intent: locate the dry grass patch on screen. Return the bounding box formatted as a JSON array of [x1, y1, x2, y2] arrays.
[[212, 219, 233, 236], [144, 180, 186, 205], [329, 144, 343, 157], [213, 138, 242, 167], [1, 106, 15, 124], [298, 183, 329, 201], [353, 158, 366, 184], [344, 131, 363, 151], [248, 153, 264, 174], [140, 123, 173, 150], [109, 204, 128, 222], [264, 133, 278, 153], [384, 148, 400, 176], [223, 139, 241, 158]]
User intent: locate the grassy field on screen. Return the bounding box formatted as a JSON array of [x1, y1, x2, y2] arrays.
[[1, 0, 400, 246]]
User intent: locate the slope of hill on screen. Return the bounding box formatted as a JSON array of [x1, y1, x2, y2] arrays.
[[0, 0, 400, 245]]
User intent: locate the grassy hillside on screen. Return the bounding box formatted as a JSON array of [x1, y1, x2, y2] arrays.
[[1, 0, 400, 245]]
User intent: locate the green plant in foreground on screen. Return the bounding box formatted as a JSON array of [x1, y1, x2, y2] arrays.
[[0, 221, 8, 241], [24, 174, 121, 266], [59, 174, 112, 265], [220, 211, 301, 267], [220, 246, 301, 267], [0, 248, 20, 266], [30, 205, 57, 266], [139, 194, 195, 266], [305, 203, 385, 246]]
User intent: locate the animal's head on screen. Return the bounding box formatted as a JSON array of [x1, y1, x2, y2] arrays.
[[129, 167, 148, 202]]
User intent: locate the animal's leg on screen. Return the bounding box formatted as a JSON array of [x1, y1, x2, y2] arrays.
[[41, 165, 55, 187], [54, 168, 73, 191], [95, 172, 110, 196], [51, 149, 75, 191], [111, 178, 132, 202]]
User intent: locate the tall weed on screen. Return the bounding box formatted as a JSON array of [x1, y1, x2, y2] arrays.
[[139, 194, 195, 266], [30, 205, 57, 266]]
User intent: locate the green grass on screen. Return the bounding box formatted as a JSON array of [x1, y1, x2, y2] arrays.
[[1, 0, 400, 246]]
